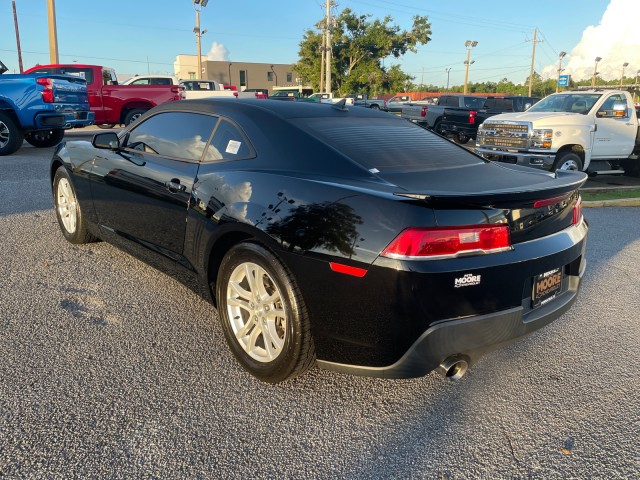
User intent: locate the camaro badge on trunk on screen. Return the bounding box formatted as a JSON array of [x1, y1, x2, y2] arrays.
[[454, 273, 481, 288]]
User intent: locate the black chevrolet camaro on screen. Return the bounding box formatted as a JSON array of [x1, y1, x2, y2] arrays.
[[51, 99, 588, 383]]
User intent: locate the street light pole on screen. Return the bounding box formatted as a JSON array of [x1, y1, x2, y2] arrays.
[[463, 40, 477, 94], [228, 63, 232, 86], [592, 57, 602, 88], [556, 51, 566, 93], [193, 0, 208, 80], [445, 68, 451, 92], [620, 62, 629, 88]]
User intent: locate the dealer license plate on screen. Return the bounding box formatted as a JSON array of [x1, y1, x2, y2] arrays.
[[532, 268, 563, 308]]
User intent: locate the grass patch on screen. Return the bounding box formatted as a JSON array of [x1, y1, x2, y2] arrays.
[[581, 188, 640, 201]]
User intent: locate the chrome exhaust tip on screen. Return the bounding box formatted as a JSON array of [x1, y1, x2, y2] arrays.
[[437, 356, 469, 381]]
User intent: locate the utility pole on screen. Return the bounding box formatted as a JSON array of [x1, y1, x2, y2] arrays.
[[325, 0, 332, 95], [46, 0, 59, 64], [445, 68, 451, 92], [193, 0, 208, 80], [528, 28, 542, 97], [11, 0, 23, 73], [556, 51, 566, 93], [320, 28, 326, 92]]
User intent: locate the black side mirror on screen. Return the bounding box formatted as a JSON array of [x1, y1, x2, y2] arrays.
[[92, 132, 120, 150]]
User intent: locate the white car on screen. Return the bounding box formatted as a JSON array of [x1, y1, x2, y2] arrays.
[[122, 75, 181, 86]]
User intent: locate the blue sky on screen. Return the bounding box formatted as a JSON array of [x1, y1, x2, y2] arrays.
[[1, 0, 637, 88]]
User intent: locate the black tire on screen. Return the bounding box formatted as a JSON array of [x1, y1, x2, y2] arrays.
[[370, 104, 380, 110], [432, 120, 446, 136], [0, 112, 24, 156], [552, 152, 583, 172], [52, 166, 98, 244], [216, 242, 316, 383], [124, 109, 147, 126], [622, 159, 640, 177], [452, 133, 470, 144], [24, 129, 65, 148], [97, 123, 117, 129]]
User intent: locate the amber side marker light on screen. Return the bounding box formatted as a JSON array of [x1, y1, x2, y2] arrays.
[[381, 225, 512, 260]]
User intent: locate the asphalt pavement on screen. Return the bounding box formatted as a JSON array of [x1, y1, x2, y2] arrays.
[[0, 141, 638, 479]]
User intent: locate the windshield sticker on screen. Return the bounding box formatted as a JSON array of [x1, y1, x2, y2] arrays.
[[226, 140, 241, 155]]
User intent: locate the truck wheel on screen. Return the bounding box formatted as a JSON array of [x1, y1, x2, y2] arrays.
[[124, 109, 147, 126], [432, 120, 446, 136], [552, 152, 583, 172], [97, 124, 117, 129], [0, 112, 24, 156], [622, 159, 640, 177], [24, 129, 65, 148], [453, 133, 470, 144], [370, 104, 380, 110]]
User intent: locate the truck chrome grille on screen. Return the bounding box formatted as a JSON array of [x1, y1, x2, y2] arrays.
[[478, 122, 530, 149]]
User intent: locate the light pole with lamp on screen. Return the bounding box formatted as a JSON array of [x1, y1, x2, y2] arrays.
[[193, 0, 208, 80], [591, 56, 602, 88], [463, 40, 478, 94], [445, 67, 451, 92], [620, 62, 629, 87], [270, 65, 278, 87], [556, 51, 566, 93]]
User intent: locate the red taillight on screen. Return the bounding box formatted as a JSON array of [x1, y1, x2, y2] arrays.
[[171, 85, 185, 100], [37, 77, 54, 103], [572, 197, 583, 225], [381, 225, 512, 259], [469, 110, 477, 124], [421, 105, 428, 117]]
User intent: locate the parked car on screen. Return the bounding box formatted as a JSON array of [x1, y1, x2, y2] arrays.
[[402, 94, 488, 133], [24, 64, 185, 128], [386, 95, 412, 114], [181, 80, 266, 99], [439, 95, 539, 144], [122, 75, 181, 86], [476, 89, 640, 175], [0, 66, 94, 155], [346, 94, 388, 111], [50, 99, 588, 383]]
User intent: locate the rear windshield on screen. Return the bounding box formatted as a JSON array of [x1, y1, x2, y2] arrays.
[[299, 117, 484, 173]]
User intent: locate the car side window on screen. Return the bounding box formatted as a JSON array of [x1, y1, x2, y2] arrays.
[[131, 78, 150, 85], [124, 111, 218, 161], [204, 119, 253, 162]]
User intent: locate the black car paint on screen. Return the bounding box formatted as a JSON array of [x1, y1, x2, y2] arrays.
[[51, 99, 588, 377]]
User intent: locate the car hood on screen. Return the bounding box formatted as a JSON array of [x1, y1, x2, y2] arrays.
[[486, 111, 590, 124]]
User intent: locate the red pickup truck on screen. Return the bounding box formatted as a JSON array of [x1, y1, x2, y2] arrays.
[[24, 64, 184, 127]]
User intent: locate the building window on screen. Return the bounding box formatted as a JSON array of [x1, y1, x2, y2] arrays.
[[287, 72, 292, 83], [188, 72, 196, 80], [267, 71, 274, 82], [239, 70, 247, 87]]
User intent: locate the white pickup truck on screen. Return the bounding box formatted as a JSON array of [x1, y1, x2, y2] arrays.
[[475, 89, 640, 176], [180, 80, 266, 100]]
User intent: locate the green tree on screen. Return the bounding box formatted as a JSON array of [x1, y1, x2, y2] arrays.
[[296, 8, 431, 95]]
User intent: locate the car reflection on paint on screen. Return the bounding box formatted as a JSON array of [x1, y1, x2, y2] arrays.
[[50, 98, 588, 383]]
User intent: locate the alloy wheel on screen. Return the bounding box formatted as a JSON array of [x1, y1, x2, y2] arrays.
[[0, 121, 9, 149], [56, 177, 78, 234], [226, 262, 287, 362]]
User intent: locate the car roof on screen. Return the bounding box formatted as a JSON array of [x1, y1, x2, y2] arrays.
[[151, 98, 387, 120]]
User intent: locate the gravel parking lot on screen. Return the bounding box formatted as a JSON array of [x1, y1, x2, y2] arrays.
[[1, 137, 638, 479]]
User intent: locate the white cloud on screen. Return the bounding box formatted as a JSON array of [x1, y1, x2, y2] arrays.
[[206, 42, 230, 61], [542, 0, 640, 82]]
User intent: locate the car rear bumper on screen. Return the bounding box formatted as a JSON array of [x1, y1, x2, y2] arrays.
[[318, 256, 585, 378], [475, 147, 556, 169], [34, 110, 94, 130]]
